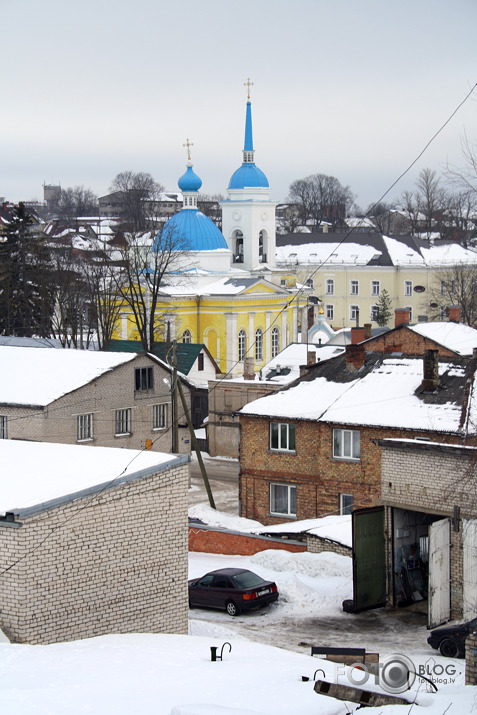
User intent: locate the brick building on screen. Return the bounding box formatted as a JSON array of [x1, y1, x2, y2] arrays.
[[0, 346, 194, 453], [375, 439, 477, 632], [0, 440, 189, 644], [238, 344, 477, 525]]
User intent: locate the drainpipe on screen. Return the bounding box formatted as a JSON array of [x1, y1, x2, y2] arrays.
[[197, 295, 201, 343]]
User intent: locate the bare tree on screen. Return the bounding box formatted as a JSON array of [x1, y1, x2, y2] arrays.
[[446, 131, 477, 195], [288, 173, 355, 228], [56, 186, 99, 222], [109, 171, 165, 232], [114, 223, 190, 352], [426, 263, 477, 327]]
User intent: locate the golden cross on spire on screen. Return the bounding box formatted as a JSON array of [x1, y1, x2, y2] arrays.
[[183, 138, 193, 161], [244, 77, 254, 100]]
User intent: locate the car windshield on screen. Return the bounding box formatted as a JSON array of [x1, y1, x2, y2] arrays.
[[232, 571, 267, 589]]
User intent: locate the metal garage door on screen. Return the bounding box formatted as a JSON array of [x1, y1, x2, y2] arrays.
[[352, 506, 386, 612], [463, 519, 477, 621], [429, 518, 450, 629]]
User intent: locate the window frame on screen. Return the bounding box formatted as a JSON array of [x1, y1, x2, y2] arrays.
[[325, 278, 334, 295], [77, 413, 93, 442], [135, 366, 154, 391], [271, 327, 280, 358], [238, 329, 246, 362], [152, 403, 167, 430], [340, 493, 354, 515], [326, 304, 334, 321], [404, 280, 413, 297], [270, 421, 296, 452], [371, 280, 380, 297], [350, 304, 359, 321], [255, 328, 263, 362], [333, 428, 360, 461], [370, 305, 379, 322], [0, 415, 8, 440], [269, 482, 297, 518], [182, 330, 192, 344], [350, 280, 359, 296], [115, 408, 131, 436]]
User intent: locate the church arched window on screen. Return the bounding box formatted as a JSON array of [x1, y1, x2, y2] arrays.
[[271, 327, 280, 358], [259, 229, 268, 264], [182, 330, 192, 344], [233, 230, 244, 264], [238, 330, 246, 362], [255, 328, 263, 362]]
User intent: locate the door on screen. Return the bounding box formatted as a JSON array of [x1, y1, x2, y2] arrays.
[[428, 518, 451, 629], [463, 519, 477, 621], [352, 507, 386, 611]]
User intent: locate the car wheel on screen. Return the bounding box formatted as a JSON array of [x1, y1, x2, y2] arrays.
[[226, 600, 240, 617], [439, 638, 458, 658]]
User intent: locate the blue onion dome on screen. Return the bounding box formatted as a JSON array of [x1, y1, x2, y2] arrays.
[[154, 209, 228, 252], [228, 164, 269, 189], [178, 165, 202, 192]]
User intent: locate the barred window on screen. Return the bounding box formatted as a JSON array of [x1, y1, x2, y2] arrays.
[[77, 414, 92, 441], [153, 403, 167, 430], [115, 409, 131, 435], [0, 415, 8, 439]]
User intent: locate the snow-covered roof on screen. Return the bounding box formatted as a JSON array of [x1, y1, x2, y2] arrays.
[[409, 322, 477, 356], [0, 346, 136, 406], [240, 353, 474, 435], [0, 440, 183, 514], [253, 514, 352, 548], [276, 241, 382, 266], [260, 343, 345, 383]]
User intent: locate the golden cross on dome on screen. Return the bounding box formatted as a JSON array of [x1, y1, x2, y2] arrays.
[[183, 138, 193, 161], [244, 77, 254, 99]]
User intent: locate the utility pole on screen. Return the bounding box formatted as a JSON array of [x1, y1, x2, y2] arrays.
[[172, 340, 179, 453]]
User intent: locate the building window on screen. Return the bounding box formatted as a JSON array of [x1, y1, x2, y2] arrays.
[[333, 428, 360, 460], [182, 330, 192, 343], [405, 305, 413, 322], [405, 280, 413, 296], [370, 305, 379, 322], [440, 280, 446, 296], [270, 483, 297, 517], [371, 280, 380, 296], [255, 328, 263, 362], [77, 414, 92, 441], [340, 493, 354, 515], [325, 279, 334, 295], [326, 304, 334, 321], [280, 278, 287, 287], [271, 327, 280, 358], [135, 367, 153, 391], [350, 280, 359, 295], [270, 422, 296, 452], [0, 415, 7, 439], [115, 408, 131, 436], [153, 403, 167, 430], [350, 305, 359, 321], [238, 330, 246, 361], [306, 278, 314, 289]]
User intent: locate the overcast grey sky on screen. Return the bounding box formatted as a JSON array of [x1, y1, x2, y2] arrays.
[[2, 0, 476, 209]]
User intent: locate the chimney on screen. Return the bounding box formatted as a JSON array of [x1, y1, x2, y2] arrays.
[[364, 323, 372, 340], [307, 350, 316, 366], [447, 305, 461, 323], [351, 327, 365, 344], [422, 349, 439, 391], [346, 343, 365, 371], [243, 357, 255, 381], [395, 308, 411, 328]]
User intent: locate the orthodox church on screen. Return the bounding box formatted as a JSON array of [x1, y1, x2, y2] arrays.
[[117, 86, 298, 377]]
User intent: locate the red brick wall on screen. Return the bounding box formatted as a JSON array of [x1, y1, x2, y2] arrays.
[[188, 525, 306, 555], [364, 326, 457, 357], [239, 414, 476, 524]]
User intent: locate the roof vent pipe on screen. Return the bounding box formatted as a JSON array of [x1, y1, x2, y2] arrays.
[[422, 349, 439, 391]]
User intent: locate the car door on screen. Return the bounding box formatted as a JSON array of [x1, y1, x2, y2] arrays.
[[210, 574, 234, 608], [191, 573, 215, 607]]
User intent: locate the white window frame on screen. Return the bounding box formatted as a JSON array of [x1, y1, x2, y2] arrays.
[[350, 280, 359, 296], [77, 413, 93, 442], [340, 493, 354, 515], [440, 280, 446, 296], [255, 328, 263, 362], [0, 415, 7, 439], [238, 329, 246, 362], [325, 279, 334, 295], [326, 304, 334, 320], [370, 305, 379, 322], [153, 403, 167, 430], [371, 280, 380, 297], [270, 483, 297, 517], [271, 327, 280, 358], [333, 428, 360, 460], [115, 408, 131, 436], [270, 422, 296, 452], [350, 305, 359, 321], [405, 305, 413, 323], [182, 330, 192, 343], [404, 280, 413, 297]]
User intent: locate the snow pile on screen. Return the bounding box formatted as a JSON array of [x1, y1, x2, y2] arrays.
[[189, 503, 263, 531], [251, 549, 352, 579]]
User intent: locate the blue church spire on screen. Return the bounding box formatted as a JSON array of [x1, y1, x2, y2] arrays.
[[243, 78, 254, 154], [228, 79, 269, 190]]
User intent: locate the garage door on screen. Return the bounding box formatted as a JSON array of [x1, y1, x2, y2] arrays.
[[429, 518, 450, 629], [352, 507, 386, 612], [463, 519, 477, 621]]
